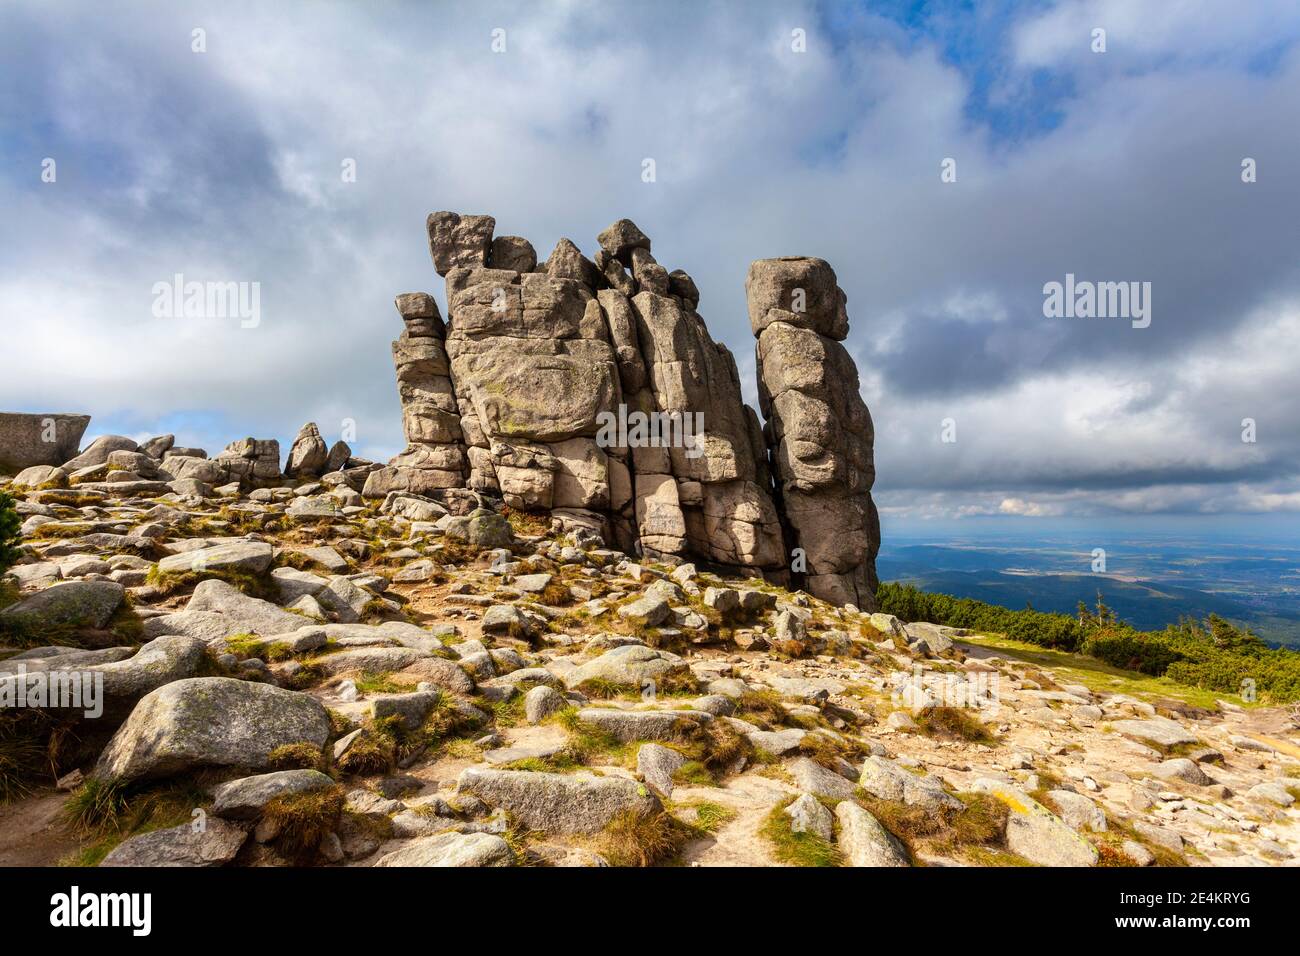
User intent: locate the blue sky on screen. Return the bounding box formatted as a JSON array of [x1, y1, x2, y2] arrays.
[[3, 0, 1300, 532]]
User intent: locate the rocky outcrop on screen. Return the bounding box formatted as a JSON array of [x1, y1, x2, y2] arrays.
[[382, 214, 838, 588], [362, 292, 468, 501], [749, 257, 879, 608], [0, 412, 90, 472]]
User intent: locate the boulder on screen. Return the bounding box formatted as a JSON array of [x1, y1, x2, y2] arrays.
[[285, 422, 329, 477], [1152, 757, 1213, 786], [637, 743, 687, 799], [562, 644, 690, 690], [100, 817, 248, 867], [427, 211, 495, 276], [785, 792, 834, 842], [972, 779, 1098, 867], [1110, 717, 1198, 749], [94, 677, 331, 784], [12, 464, 67, 488], [0, 580, 124, 630], [212, 769, 336, 820], [1046, 790, 1108, 832], [374, 831, 513, 867], [787, 756, 857, 801], [858, 756, 962, 812], [524, 685, 567, 724], [456, 767, 661, 834], [182, 579, 307, 636], [64, 435, 138, 471], [156, 541, 274, 577], [834, 801, 910, 867], [0, 412, 90, 470], [576, 708, 711, 743]]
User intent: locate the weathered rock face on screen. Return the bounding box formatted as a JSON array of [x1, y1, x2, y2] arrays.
[[381, 214, 878, 602], [214, 437, 285, 488], [363, 292, 468, 501], [0, 413, 90, 472], [749, 257, 879, 609]]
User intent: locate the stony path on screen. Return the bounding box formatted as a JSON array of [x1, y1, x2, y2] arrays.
[[2, 453, 1298, 869]]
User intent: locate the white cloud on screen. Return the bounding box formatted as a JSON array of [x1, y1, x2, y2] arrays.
[[1, 0, 1297, 520]]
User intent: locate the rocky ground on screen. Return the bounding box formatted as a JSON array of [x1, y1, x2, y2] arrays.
[[2, 449, 1298, 868]]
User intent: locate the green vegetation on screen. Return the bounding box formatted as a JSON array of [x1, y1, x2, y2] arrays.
[[597, 809, 691, 867], [878, 582, 1300, 702], [261, 785, 344, 859], [761, 796, 841, 867], [0, 490, 21, 576], [681, 800, 736, 834], [61, 777, 211, 866], [855, 791, 1008, 862], [914, 706, 998, 745], [265, 742, 326, 771], [146, 563, 275, 600]]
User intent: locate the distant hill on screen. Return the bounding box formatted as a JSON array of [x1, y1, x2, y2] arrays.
[[880, 564, 1300, 649]]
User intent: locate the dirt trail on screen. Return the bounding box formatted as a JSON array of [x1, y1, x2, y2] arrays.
[[0, 788, 79, 866], [676, 774, 794, 867]]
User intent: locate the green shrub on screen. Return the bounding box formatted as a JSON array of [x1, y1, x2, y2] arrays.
[[0, 491, 21, 576], [877, 583, 1300, 702]]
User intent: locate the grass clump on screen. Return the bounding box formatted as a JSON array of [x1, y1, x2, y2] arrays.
[[681, 801, 736, 834], [501, 508, 550, 538], [145, 564, 275, 600], [0, 715, 47, 802], [914, 706, 998, 745], [281, 661, 328, 690], [556, 708, 630, 766], [0, 490, 21, 575], [761, 796, 841, 867], [265, 742, 325, 772], [335, 727, 394, 776], [597, 809, 691, 866], [352, 671, 408, 695], [733, 689, 789, 730], [855, 791, 1008, 862], [262, 785, 345, 860]]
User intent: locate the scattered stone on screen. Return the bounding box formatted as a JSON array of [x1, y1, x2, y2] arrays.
[[835, 801, 909, 867], [374, 831, 513, 867], [973, 779, 1098, 867], [101, 817, 248, 867], [456, 767, 660, 834], [212, 769, 336, 819], [785, 792, 834, 842], [524, 685, 567, 724], [637, 743, 686, 799]]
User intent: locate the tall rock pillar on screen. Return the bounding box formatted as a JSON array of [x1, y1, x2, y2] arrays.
[[748, 257, 880, 609]]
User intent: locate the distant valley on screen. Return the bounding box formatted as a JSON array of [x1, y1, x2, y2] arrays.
[[877, 536, 1300, 649]]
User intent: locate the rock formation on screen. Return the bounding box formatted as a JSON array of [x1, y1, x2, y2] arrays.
[[748, 257, 880, 608], [0, 217, 880, 609], [0, 412, 90, 471], [381, 214, 840, 594]]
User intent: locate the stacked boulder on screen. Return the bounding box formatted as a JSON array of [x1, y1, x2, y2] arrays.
[[382, 213, 793, 580], [214, 438, 285, 489], [748, 257, 880, 608], [359, 292, 468, 503]]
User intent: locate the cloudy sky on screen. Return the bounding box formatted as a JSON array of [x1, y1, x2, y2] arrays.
[[3, 0, 1299, 533]]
